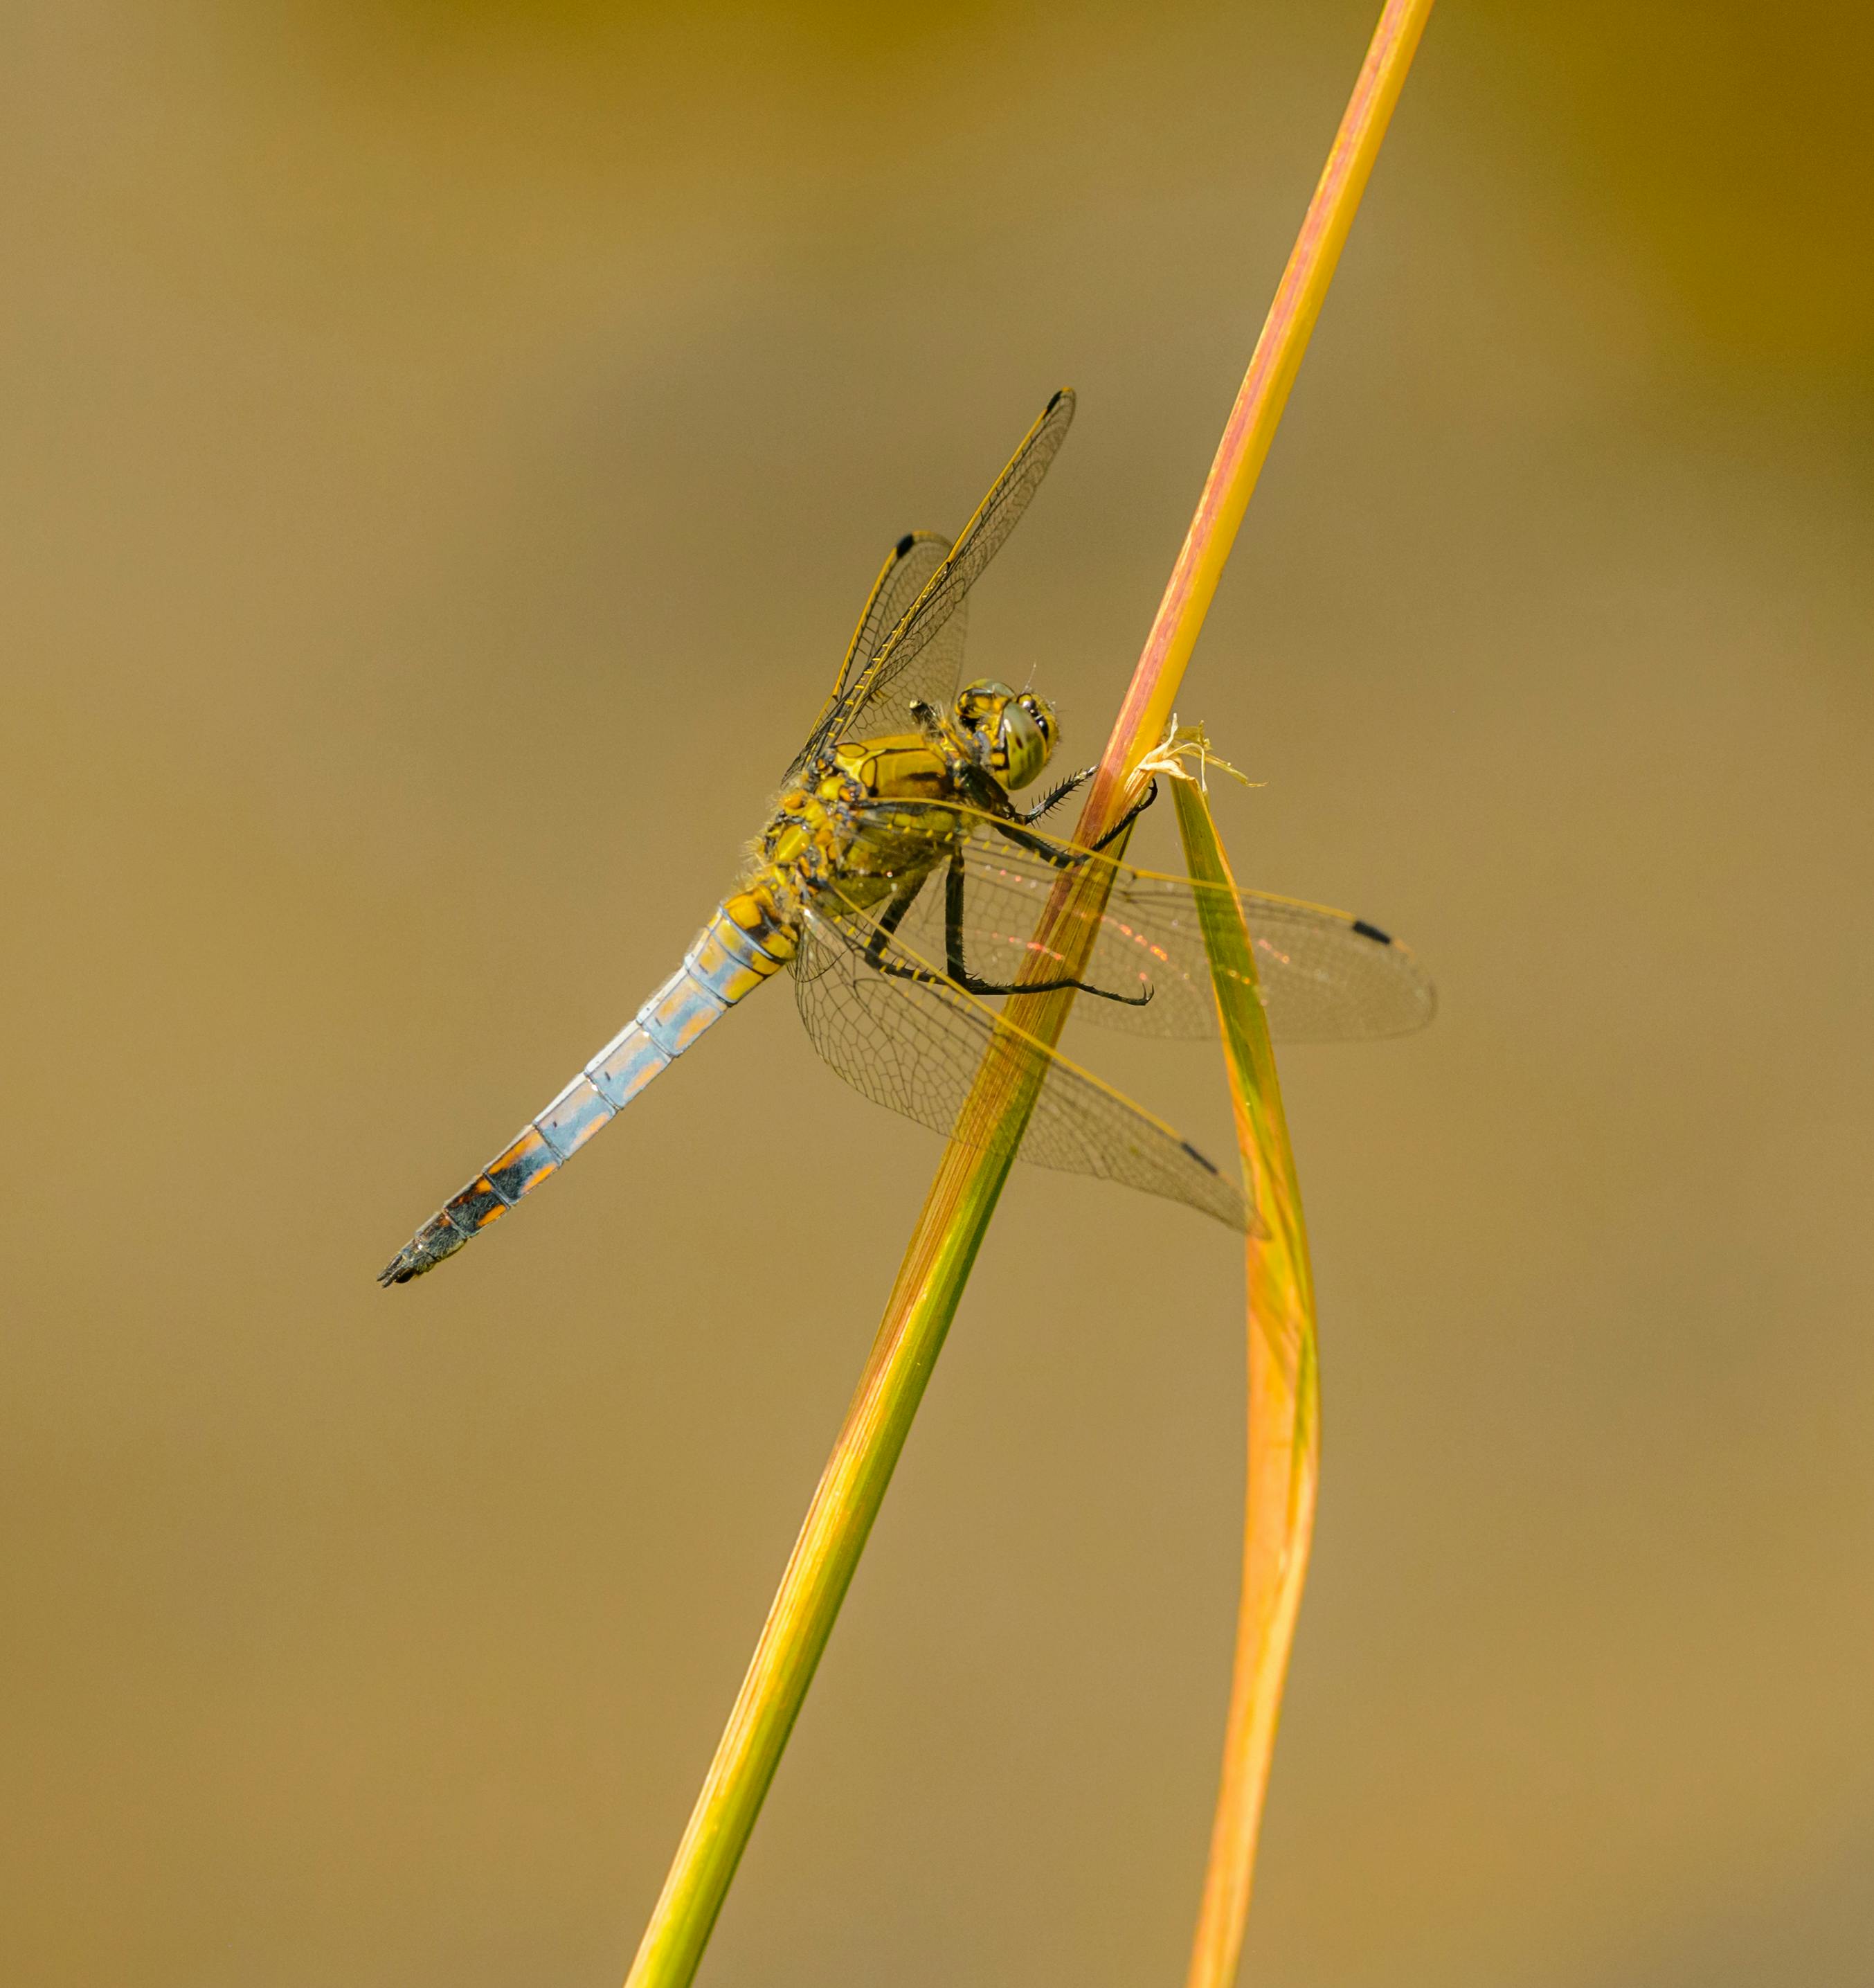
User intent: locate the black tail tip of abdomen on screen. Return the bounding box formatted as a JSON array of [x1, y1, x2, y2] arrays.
[[377, 1217, 471, 1287]]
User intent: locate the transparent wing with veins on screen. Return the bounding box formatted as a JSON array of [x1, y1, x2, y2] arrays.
[[789, 389, 1075, 776], [880, 818, 1436, 1041], [787, 530, 951, 780], [791, 894, 1252, 1233]]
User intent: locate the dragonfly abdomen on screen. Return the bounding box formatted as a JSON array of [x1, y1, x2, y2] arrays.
[[379, 895, 793, 1285]]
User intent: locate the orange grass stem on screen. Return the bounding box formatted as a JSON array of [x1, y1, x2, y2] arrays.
[[1088, 0, 1437, 832], [622, 8, 1431, 1982]]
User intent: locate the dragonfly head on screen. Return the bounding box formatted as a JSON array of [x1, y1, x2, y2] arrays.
[[955, 679, 1058, 791]]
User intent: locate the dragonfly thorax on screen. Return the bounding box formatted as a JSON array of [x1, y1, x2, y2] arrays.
[[752, 749, 959, 924], [953, 679, 1058, 791]]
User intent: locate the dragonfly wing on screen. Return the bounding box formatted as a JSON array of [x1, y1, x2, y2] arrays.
[[829, 389, 1075, 748], [1213, 886, 1436, 1042], [840, 580, 971, 756], [791, 897, 1251, 1233], [903, 824, 1436, 1042], [788, 530, 951, 781]]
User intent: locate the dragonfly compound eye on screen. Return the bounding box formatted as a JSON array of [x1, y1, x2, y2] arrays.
[[995, 699, 1052, 789], [1018, 692, 1058, 754]]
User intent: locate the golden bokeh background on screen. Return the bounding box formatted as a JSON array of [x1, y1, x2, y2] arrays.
[[5, 3, 1871, 1982]]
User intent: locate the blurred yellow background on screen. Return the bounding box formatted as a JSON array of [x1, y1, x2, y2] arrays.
[[4, 3, 1871, 1982]]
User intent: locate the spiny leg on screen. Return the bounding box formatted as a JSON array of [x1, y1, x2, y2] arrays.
[[988, 775, 1161, 863], [1085, 775, 1160, 852], [859, 873, 975, 996], [930, 848, 1151, 1008], [944, 849, 971, 980], [1014, 765, 1094, 824], [857, 856, 1143, 1004], [861, 872, 930, 972], [983, 816, 1083, 868]]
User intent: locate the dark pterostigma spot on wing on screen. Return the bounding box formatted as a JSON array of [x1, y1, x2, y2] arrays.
[[894, 532, 916, 557], [1181, 1138, 1221, 1176], [1351, 918, 1392, 944]]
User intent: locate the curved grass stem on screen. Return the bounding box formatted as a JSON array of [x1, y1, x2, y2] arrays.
[[1171, 774, 1320, 1988]]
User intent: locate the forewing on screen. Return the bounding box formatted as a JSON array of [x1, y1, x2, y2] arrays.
[[840, 584, 971, 755], [1216, 885, 1436, 1042], [791, 897, 1250, 1233], [832, 388, 1075, 746], [896, 825, 1435, 1042], [789, 531, 950, 780]]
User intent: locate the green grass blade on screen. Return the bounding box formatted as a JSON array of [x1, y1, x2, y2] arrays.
[[1172, 774, 1320, 1988]]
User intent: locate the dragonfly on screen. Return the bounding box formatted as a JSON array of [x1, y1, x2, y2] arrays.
[[379, 390, 1434, 1285]]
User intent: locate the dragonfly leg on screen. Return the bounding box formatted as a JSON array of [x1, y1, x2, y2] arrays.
[[1086, 776, 1159, 852], [861, 875, 995, 996], [1013, 766, 1094, 823], [933, 849, 1151, 1008], [985, 776, 1160, 865], [944, 850, 971, 980], [861, 873, 930, 972], [985, 817, 1083, 868], [856, 869, 982, 992], [856, 858, 1146, 1006]]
